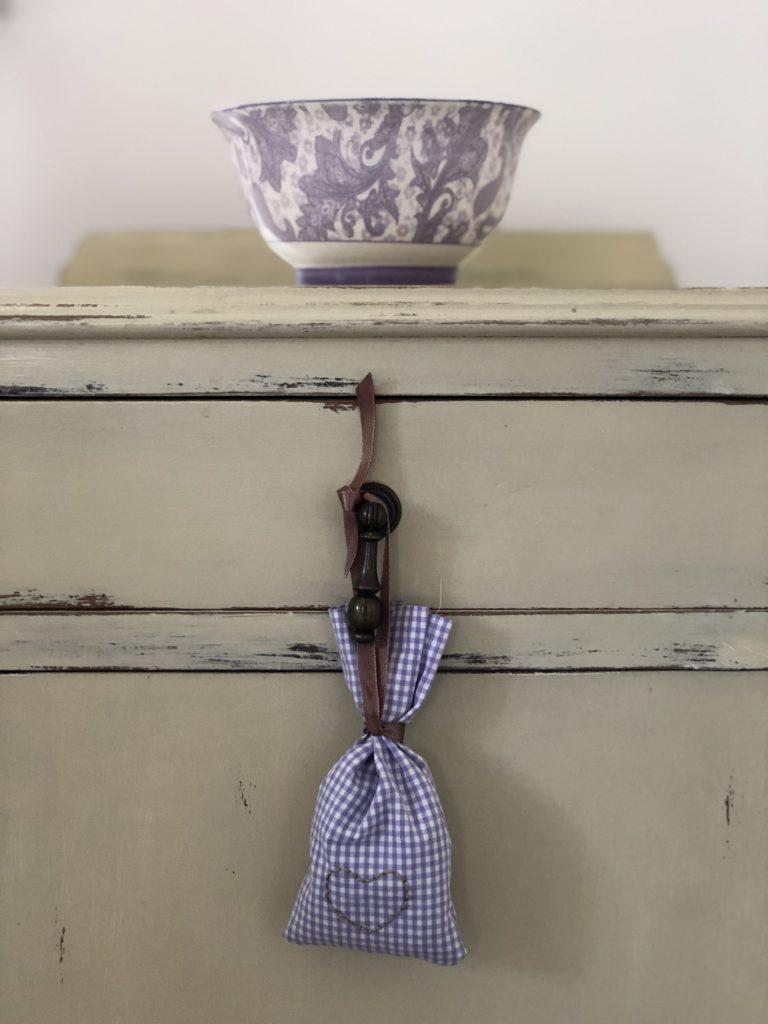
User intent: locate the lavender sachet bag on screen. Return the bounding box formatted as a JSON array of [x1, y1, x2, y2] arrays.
[[285, 601, 465, 965]]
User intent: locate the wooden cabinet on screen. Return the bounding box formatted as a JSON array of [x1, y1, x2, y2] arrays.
[[1, 287, 767, 1023]]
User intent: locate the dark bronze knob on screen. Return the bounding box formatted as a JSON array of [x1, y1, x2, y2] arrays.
[[346, 481, 401, 643], [361, 481, 402, 532], [347, 594, 382, 643]]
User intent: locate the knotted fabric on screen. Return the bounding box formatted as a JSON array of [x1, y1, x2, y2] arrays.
[[284, 601, 465, 965]]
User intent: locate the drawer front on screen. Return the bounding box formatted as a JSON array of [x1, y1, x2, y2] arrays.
[[2, 399, 766, 610], [2, 671, 766, 1024]]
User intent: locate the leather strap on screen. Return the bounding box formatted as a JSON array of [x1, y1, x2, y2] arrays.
[[337, 372, 376, 579], [337, 374, 400, 742], [364, 721, 405, 743]]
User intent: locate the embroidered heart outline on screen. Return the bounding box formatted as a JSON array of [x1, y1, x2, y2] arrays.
[[325, 868, 410, 933]]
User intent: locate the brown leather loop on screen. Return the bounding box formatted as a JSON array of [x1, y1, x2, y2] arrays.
[[338, 373, 395, 743], [364, 721, 405, 744], [354, 478, 391, 739], [356, 640, 380, 737], [337, 372, 376, 578]]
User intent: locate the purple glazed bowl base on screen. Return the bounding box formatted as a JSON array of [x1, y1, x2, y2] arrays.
[[297, 266, 457, 286]]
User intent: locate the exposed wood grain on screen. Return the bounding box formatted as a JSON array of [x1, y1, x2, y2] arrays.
[[2, 399, 766, 611], [1, 609, 766, 672], [1, 671, 765, 1023]]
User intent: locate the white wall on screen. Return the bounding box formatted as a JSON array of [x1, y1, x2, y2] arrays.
[[1, 0, 766, 287]]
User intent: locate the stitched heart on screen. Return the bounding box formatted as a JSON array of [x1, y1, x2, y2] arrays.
[[325, 869, 410, 933]]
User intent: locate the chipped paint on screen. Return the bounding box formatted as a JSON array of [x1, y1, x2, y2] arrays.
[[322, 399, 356, 412], [0, 589, 116, 610], [443, 651, 510, 668], [273, 376, 357, 392], [669, 642, 719, 666], [0, 384, 69, 396], [634, 363, 727, 389], [237, 779, 252, 815], [725, 777, 735, 826]]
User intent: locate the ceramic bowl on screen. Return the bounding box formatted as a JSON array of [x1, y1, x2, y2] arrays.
[[211, 97, 540, 285]]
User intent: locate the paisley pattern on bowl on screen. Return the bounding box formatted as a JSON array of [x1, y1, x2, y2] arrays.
[[212, 98, 540, 283]]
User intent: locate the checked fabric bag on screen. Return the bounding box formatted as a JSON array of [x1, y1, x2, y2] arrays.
[[284, 375, 466, 965]]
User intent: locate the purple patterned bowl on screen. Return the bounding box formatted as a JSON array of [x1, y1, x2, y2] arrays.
[[211, 97, 540, 286]]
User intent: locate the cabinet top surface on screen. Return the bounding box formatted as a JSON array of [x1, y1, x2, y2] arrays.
[[1, 286, 767, 339]]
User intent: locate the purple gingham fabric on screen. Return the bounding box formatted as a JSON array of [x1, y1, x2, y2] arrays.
[[284, 602, 466, 965]]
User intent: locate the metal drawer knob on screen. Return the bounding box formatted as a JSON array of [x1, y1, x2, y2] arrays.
[[346, 481, 401, 643]]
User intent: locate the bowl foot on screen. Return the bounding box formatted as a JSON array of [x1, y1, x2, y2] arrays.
[[296, 265, 457, 286]]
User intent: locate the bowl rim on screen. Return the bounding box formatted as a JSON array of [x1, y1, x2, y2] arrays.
[[212, 96, 541, 118]]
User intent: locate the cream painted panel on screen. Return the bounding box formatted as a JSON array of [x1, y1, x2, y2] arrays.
[[6, 335, 768, 398], [4, 287, 767, 399], [1, 671, 765, 1024], [2, 286, 767, 338], [2, 609, 768, 671], [1, 400, 766, 610]]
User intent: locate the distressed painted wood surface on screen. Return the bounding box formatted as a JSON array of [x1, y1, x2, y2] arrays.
[[2, 287, 766, 337], [1, 399, 766, 611], [1, 670, 765, 1024], [1, 609, 767, 672], [4, 334, 768, 398], [1, 287, 767, 399], [2, 286, 767, 1023]]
